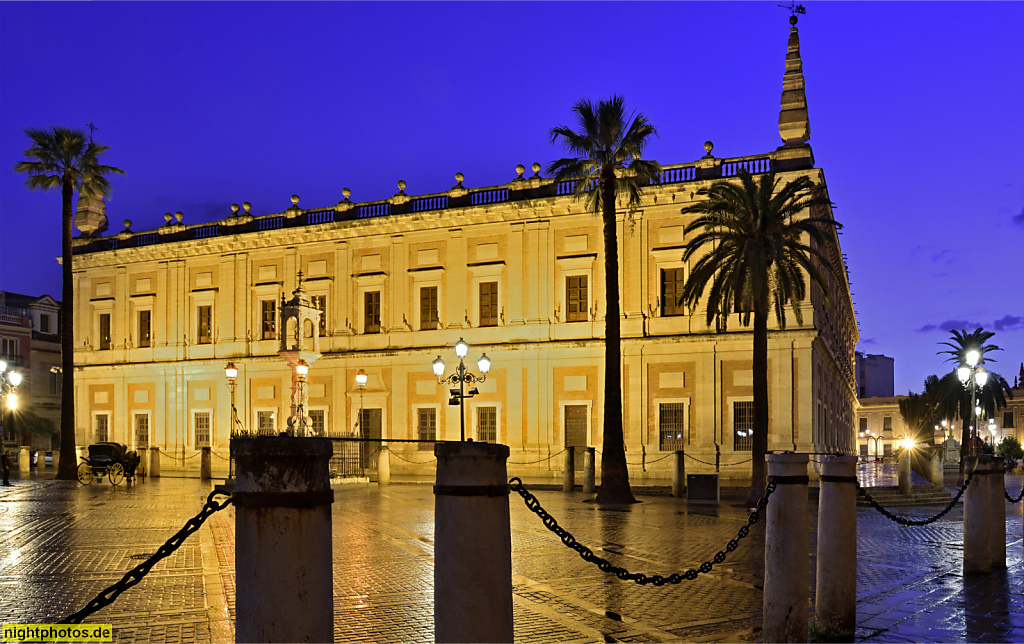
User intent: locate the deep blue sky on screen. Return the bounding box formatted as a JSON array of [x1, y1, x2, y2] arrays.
[[1, 2, 1022, 394]]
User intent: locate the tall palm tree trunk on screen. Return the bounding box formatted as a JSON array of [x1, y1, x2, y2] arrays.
[[57, 179, 77, 480], [596, 170, 636, 504], [748, 306, 769, 507]]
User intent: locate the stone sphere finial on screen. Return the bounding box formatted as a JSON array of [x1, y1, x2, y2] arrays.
[[290, 194, 300, 206], [231, 203, 240, 216], [397, 180, 407, 192], [790, 14, 798, 26], [342, 188, 351, 200], [531, 162, 541, 176], [123, 219, 132, 230], [455, 172, 464, 185], [242, 202, 252, 213], [175, 211, 184, 223], [704, 140, 714, 156], [515, 164, 525, 178], [164, 212, 173, 224]]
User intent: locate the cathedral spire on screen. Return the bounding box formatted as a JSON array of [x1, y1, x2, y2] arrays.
[[778, 9, 810, 146]]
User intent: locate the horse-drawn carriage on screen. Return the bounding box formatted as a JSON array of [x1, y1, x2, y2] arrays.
[[77, 442, 141, 485]]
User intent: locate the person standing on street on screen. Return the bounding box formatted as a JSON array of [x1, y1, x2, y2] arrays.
[[2, 450, 12, 486]]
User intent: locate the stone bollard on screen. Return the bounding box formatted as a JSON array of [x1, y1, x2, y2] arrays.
[[582, 447, 596, 494], [672, 450, 686, 498], [200, 446, 212, 480], [992, 456, 1006, 569], [378, 445, 391, 486], [434, 441, 513, 643], [898, 447, 912, 496], [964, 455, 996, 574], [562, 449, 575, 492], [930, 448, 945, 489], [149, 447, 160, 477], [815, 455, 858, 640], [235, 437, 334, 643], [764, 453, 809, 643], [19, 447, 30, 473]]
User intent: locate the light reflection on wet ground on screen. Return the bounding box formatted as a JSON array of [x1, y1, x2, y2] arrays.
[[3, 470, 1024, 642]]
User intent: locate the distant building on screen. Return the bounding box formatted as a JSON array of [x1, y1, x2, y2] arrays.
[[856, 352, 894, 398], [0, 291, 61, 451], [67, 16, 859, 482]]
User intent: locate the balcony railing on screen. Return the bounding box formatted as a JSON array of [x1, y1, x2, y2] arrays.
[[72, 153, 778, 256]]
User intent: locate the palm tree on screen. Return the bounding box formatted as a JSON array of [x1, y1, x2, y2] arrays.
[[15, 126, 123, 480], [936, 328, 1014, 479], [680, 170, 840, 506], [548, 96, 661, 504]]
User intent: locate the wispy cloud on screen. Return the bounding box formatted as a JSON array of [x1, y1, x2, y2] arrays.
[[917, 316, 1022, 334], [859, 337, 877, 345], [1012, 206, 1024, 227], [993, 315, 1024, 332], [930, 249, 959, 265]]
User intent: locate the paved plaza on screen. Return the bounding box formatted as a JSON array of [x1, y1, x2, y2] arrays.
[[2, 469, 1024, 643]]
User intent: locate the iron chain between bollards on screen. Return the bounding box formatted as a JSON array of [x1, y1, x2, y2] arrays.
[[1005, 486, 1024, 503], [508, 477, 776, 585], [59, 490, 233, 624], [856, 467, 975, 526]]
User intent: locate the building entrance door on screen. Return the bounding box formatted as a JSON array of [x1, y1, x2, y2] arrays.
[[360, 408, 382, 471], [564, 405, 587, 472]]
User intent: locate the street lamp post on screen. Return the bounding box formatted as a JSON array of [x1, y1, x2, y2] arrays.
[[859, 431, 882, 461], [432, 338, 491, 442], [0, 361, 22, 451], [957, 349, 988, 456], [225, 362, 240, 480], [355, 369, 367, 434]]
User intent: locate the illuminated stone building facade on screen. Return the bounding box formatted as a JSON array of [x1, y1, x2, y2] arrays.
[[69, 18, 858, 482]]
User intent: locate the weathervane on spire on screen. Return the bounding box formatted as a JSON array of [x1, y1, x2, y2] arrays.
[[778, 1, 806, 24], [86, 122, 97, 143]]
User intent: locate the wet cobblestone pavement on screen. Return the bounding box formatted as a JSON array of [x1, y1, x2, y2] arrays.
[[2, 470, 1024, 642]]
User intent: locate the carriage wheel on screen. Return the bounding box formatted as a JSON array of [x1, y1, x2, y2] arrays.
[[77, 462, 94, 485], [108, 462, 125, 486]]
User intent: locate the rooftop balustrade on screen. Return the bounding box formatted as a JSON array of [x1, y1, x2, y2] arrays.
[[73, 153, 775, 256]]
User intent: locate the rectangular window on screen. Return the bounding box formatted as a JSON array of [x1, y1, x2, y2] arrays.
[[261, 300, 276, 340], [99, 314, 111, 350], [194, 411, 211, 447], [197, 305, 212, 344], [859, 444, 868, 457], [49, 368, 60, 395], [40, 314, 50, 333], [733, 401, 754, 451], [257, 410, 276, 435], [566, 276, 588, 322], [883, 443, 893, 458], [310, 295, 327, 337], [138, 310, 152, 348], [479, 282, 498, 327], [310, 409, 326, 436], [364, 291, 381, 333], [659, 403, 686, 451], [883, 416, 893, 432], [417, 408, 436, 450], [859, 417, 867, 432], [95, 414, 109, 443], [1005, 411, 1015, 429], [1, 338, 16, 358], [135, 414, 149, 448], [477, 406, 497, 443], [661, 268, 686, 316], [420, 287, 438, 330]]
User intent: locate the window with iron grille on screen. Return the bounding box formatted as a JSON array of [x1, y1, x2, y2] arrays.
[[417, 408, 436, 450], [257, 410, 276, 435], [477, 406, 497, 443], [420, 287, 438, 330], [659, 403, 686, 451], [197, 305, 212, 344], [479, 282, 498, 327], [49, 368, 60, 395], [135, 414, 149, 448], [364, 291, 381, 333], [95, 414, 109, 443], [99, 314, 111, 350], [261, 300, 276, 340], [733, 401, 754, 451], [883, 416, 892, 432], [310, 295, 327, 336], [138, 310, 152, 347], [566, 276, 588, 322], [661, 268, 686, 316], [310, 409, 325, 436], [194, 412, 211, 447]]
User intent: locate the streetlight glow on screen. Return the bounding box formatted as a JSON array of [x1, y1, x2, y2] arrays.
[[0, 360, 6, 373], [957, 366, 971, 384], [975, 370, 988, 388], [7, 371, 21, 387], [432, 356, 445, 377], [225, 362, 237, 380], [965, 349, 980, 367], [477, 353, 491, 374], [5, 393, 17, 411], [296, 360, 309, 376], [355, 369, 368, 387], [455, 338, 468, 359]]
